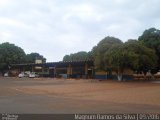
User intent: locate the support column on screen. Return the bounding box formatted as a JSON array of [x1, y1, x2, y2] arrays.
[[92, 67, 95, 78], [85, 63, 88, 79], [42, 66, 44, 73], [67, 64, 72, 78], [31, 66, 34, 72], [67, 64, 70, 78], [54, 66, 57, 78], [70, 67, 72, 77]]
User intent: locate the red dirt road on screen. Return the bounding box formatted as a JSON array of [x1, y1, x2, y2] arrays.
[[0, 77, 160, 113]]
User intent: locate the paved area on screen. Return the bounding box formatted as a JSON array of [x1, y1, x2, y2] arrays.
[[0, 77, 160, 113]]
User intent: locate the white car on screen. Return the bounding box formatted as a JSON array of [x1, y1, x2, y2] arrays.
[[4, 72, 8, 77], [29, 73, 35, 78], [18, 72, 28, 78], [29, 72, 39, 78], [18, 73, 25, 78]]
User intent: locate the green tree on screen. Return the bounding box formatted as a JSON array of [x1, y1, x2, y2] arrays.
[[87, 51, 94, 60], [25, 53, 46, 63], [104, 40, 157, 81], [0, 42, 26, 74], [124, 40, 157, 71], [92, 36, 123, 70], [63, 51, 92, 61], [138, 28, 160, 69], [63, 55, 71, 61]]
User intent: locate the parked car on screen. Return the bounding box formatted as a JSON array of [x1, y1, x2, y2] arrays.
[[4, 72, 9, 77], [18, 72, 29, 78], [18, 72, 24, 78], [29, 72, 39, 78]]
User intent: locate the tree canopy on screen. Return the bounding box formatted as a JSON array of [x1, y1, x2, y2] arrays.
[[92, 36, 123, 70], [124, 40, 157, 70], [63, 51, 93, 61], [25, 53, 46, 63], [138, 28, 160, 67], [104, 40, 157, 81], [0, 42, 46, 74], [0, 42, 26, 73]]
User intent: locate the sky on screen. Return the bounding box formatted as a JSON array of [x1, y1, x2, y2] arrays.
[[0, 0, 160, 62]]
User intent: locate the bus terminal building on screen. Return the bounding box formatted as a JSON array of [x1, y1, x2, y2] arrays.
[[10, 60, 95, 79], [10, 59, 136, 80]]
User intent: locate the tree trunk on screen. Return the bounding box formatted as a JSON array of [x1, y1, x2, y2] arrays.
[[117, 70, 123, 81], [116, 68, 123, 81], [117, 74, 123, 81]]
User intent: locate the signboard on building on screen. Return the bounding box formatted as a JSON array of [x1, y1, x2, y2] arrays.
[[35, 59, 42, 64]]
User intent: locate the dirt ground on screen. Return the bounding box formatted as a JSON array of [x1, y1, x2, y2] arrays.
[[0, 77, 160, 113]]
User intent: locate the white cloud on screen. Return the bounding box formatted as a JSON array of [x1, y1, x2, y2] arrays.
[[0, 31, 12, 41], [0, 0, 10, 6], [62, 3, 104, 23], [0, 0, 160, 62], [0, 17, 29, 29]]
